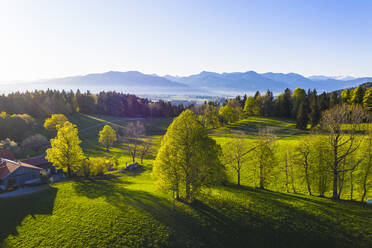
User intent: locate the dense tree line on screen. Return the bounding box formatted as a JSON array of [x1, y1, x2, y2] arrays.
[[242, 86, 372, 129], [192, 85, 372, 131], [0, 90, 185, 119]]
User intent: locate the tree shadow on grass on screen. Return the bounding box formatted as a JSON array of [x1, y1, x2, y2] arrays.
[[0, 186, 58, 244], [71, 177, 372, 248], [220, 184, 372, 247]]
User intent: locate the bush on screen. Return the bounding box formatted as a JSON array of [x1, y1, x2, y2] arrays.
[[0, 138, 17, 150], [77, 157, 108, 178], [21, 134, 49, 151]]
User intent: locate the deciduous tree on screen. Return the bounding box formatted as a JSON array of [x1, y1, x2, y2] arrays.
[[320, 104, 368, 199], [46, 121, 85, 176], [222, 137, 255, 186], [44, 114, 68, 135], [98, 125, 117, 150], [153, 110, 225, 202], [255, 127, 276, 189], [124, 121, 145, 163]]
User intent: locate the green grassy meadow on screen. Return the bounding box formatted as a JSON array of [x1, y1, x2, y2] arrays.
[[1, 114, 371, 247]]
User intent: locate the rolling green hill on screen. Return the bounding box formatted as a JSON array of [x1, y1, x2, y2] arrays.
[[1, 114, 371, 248]]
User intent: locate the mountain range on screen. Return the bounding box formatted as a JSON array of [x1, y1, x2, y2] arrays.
[[1, 70, 371, 95]]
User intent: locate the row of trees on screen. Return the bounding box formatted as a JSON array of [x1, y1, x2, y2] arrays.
[[223, 104, 371, 201], [0, 112, 35, 142], [193, 86, 372, 131], [243, 86, 372, 129], [153, 104, 371, 202], [98, 122, 153, 164], [0, 90, 185, 118]]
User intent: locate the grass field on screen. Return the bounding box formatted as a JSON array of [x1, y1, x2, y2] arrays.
[[1, 114, 371, 247]]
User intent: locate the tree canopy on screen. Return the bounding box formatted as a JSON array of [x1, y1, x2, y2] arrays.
[[44, 114, 68, 134], [98, 125, 117, 150], [46, 121, 85, 176], [153, 109, 225, 202]]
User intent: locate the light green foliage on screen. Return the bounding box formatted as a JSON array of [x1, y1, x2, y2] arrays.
[[293, 88, 307, 117], [340, 89, 351, 104], [222, 137, 254, 186], [243, 96, 256, 115], [350, 86, 366, 105], [46, 121, 85, 176], [355, 126, 372, 201], [0, 112, 35, 142], [44, 114, 68, 134], [308, 135, 332, 197], [254, 128, 276, 189], [219, 104, 239, 124], [1, 114, 372, 247], [154, 110, 225, 202], [78, 157, 108, 177], [198, 104, 220, 128], [98, 125, 117, 150], [363, 87, 372, 111]]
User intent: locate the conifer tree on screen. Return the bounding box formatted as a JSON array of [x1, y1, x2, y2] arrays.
[[308, 89, 320, 128], [340, 89, 351, 104], [363, 88, 372, 111], [296, 101, 309, 130], [350, 86, 366, 105]]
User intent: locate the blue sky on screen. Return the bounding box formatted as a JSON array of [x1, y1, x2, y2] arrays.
[[0, 0, 371, 82]]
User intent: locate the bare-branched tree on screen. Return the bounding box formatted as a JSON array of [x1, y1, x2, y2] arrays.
[[222, 137, 255, 186], [123, 121, 145, 163], [138, 138, 153, 164], [320, 104, 368, 199]]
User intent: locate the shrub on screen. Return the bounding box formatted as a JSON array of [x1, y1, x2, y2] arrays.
[[77, 157, 108, 178], [21, 134, 49, 151]]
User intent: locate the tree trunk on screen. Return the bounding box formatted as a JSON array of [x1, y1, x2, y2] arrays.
[[290, 162, 297, 193], [259, 163, 264, 189], [361, 159, 371, 202], [305, 165, 312, 196], [350, 171, 353, 201], [338, 170, 345, 199], [285, 153, 289, 193], [185, 178, 191, 202], [332, 149, 339, 199], [237, 169, 240, 186], [175, 183, 180, 201], [67, 165, 71, 177]]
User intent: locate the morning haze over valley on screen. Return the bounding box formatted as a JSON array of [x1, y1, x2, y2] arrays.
[[0, 1, 372, 248]]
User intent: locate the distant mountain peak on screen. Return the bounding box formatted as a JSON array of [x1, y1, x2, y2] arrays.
[[2, 70, 371, 96]]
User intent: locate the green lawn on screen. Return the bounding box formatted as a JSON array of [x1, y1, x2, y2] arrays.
[[1, 114, 371, 247], [1, 170, 371, 247]]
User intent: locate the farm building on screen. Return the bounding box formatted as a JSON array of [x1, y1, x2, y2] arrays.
[[0, 158, 42, 191], [0, 149, 15, 160], [22, 155, 56, 175]]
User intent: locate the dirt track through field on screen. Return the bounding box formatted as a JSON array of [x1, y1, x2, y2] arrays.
[[80, 115, 144, 132]]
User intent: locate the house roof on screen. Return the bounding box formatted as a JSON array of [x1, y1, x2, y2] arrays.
[[0, 149, 15, 161], [22, 155, 50, 166], [0, 159, 42, 180]]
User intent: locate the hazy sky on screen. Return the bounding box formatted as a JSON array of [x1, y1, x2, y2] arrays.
[[1, 0, 372, 82]]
